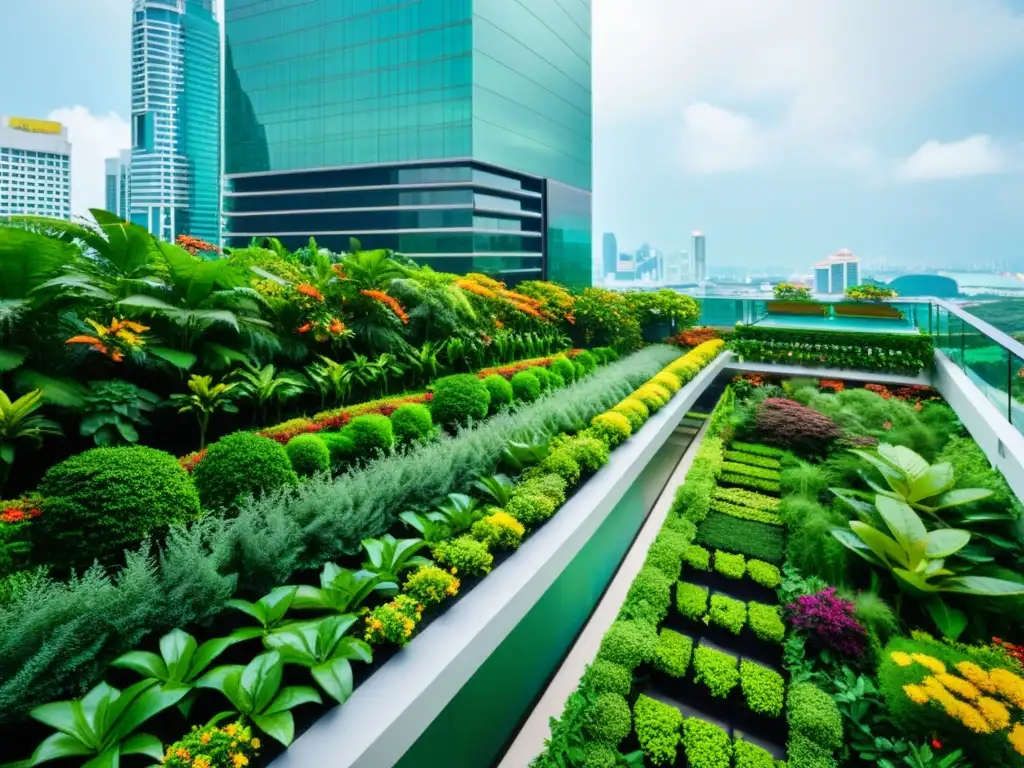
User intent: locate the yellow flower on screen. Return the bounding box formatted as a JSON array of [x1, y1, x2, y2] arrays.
[[956, 661, 995, 693], [902, 684, 930, 705], [1010, 724, 1024, 756], [199, 732, 212, 744], [224, 724, 238, 737], [889, 650, 913, 667], [175, 748, 191, 760], [193, 758, 211, 768], [990, 668, 1024, 708], [937, 673, 981, 701], [231, 741, 237, 747], [948, 701, 993, 734], [250, 738, 261, 749], [450, 567, 457, 575], [977, 696, 1011, 730], [911, 653, 947, 675], [232, 753, 249, 768], [922, 676, 959, 711]]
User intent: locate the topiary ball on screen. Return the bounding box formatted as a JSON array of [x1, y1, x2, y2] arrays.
[[192, 432, 298, 511], [35, 446, 201, 569], [285, 433, 330, 477], [527, 366, 552, 391], [573, 361, 586, 380], [548, 372, 566, 389], [431, 374, 491, 429], [510, 371, 541, 402], [390, 403, 434, 446], [548, 355, 576, 383], [590, 411, 633, 447], [575, 350, 598, 374], [319, 431, 354, 468], [343, 414, 395, 457], [614, 398, 649, 431], [482, 374, 514, 412]]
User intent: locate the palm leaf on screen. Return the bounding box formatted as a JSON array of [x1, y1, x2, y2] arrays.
[[0, 228, 79, 299]]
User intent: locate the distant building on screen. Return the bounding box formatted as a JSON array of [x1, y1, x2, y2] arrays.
[[814, 249, 860, 294], [602, 233, 618, 279], [692, 231, 706, 282], [665, 250, 687, 284], [0, 116, 72, 220], [105, 150, 132, 219]]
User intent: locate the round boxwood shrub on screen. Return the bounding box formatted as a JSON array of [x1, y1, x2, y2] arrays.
[[192, 431, 298, 511], [319, 431, 353, 467], [575, 350, 598, 374], [35, 446, 201, 568], [573, 361, 586, 380], [510, 371, 541, 402], [548, 355, 576, 383], [482, 374, 513, 412], [507, 492, 558, 528], [590, 412, 632, 447], [583, 692, 632, 744], [343, 414, 395, 457], [527, 366, 552, 391], [565, 434, 610, 473], [390, 403, 433, 446], [581, 742, 617, 768], [431, 374, 490, 429], [535, 447, 582, 486], [285, 433, 330, 477], [651, 371, 683, 395], [583, 659, 633, 697], [614, 398, 649, 431]]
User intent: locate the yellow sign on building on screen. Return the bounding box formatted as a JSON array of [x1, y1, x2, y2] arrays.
[[8, 117, 63, 135]]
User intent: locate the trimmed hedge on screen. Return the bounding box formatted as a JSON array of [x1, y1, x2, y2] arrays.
[[682, 717, 732, 768], [343, 413, 396, 457], [431, 373, 491, 428], [510, 370, 542, 402], [787, 682, 843, 750], [693, 645, 740, 698], [676, 581, 709, 621], [723, 450, 782, 469], [481, 374, 514, 412], [634, 694, 683, 766], [653, 628, 693, 678], [740, 659, 785, 717], [719, 472, 782, 494], [730, 441, 787, 458], [390, 403, 434, 445], [192, 432, 298, 511], [696, 511, 786, 563], [285, 433, 331, 477]]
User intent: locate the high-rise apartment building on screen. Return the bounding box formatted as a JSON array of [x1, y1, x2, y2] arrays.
[[813, 249, 860, 294], [223, 0, 592, 287], [602, 233, 618, 280], [130, 0, 221, 245], [105, 150, 132, 220], [0, 116, 72, 220], [691, 231, 706, 282]]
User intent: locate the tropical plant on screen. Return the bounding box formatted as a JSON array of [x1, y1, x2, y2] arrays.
[[77, 379, 160, 446], [169, 374, 238, 450], [360, 534, 432, 583], [0, 388, 61, 491], [226, 586, 299, 640], [472, 473, 515, 507], [231, 360, 308, 423], [292, 563, 396, 611], [429, 492, 481, 534], [305, 355, 350, 409], [196, 650, 321, 746], [398, 511, 450, 544]]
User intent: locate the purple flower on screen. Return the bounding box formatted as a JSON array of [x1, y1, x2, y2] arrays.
[[785, 587, 867, 657]]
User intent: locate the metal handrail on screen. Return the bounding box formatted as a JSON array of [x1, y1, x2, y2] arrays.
[[932, 298, 1024, 363]]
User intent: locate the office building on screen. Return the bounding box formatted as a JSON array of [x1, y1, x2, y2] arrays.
[[602, 233, 618, 280], [0, 116, 72, 220], [665, 250, 687, 284], [692, 231, 706, 282], [130, 0, 221, 245], [223, 0, 592, 287], [105, 150, 132, 220], [813, 249, 861, 294]]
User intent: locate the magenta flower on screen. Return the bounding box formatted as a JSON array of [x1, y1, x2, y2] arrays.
[[785, 587, 867, 657]]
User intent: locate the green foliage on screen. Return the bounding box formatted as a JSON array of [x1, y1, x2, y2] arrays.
[[781, 461, 833, 499], [575, 350, 598, 373], [431, 373, 491, 428], [747, 559, 782, 589], [780, 496, 851, 586], [563, 434, 610, 473], [161, 720, 260, 768], [714, 486, 781, 512], [285, 433, 330, 477], [390, 403, 434, 445], [734, 740, 778, 768], [676, 581, 709, 620], [515, 472, 568, 507], [714, 551, 747, 579], [696, 512, 786, 563], [77, 380, 160, 446], [528, 365, 553, 391], [847, 582, 899, 646], [431, 535, 493, 576], [710, 499, 785, 526], [787, 682, 843, 750], [621, 567, 672, 626], [580, 742, 617, 768], [35, 446, 200, 569], [682, 717, 732, 768], [470, 510, 525, 550], [643, 529, 692, 580], [653, 628, 693, 678], [682, 544, 711, 571], [192, 432, 298, 511], [535, 446, 582, 486], [582, 659, 633, 697], [708, 593, 746, 634], [693, 645, 740, 698], [663, 514, 698, 539], [0, 388, 61, 491], [722, 461, 782, 481], [589, 411, 632, 447], [363, 594, 421, 646], [583, 692, 631, 745], [511, 370, 542, 402], [402, 564, 460, 607], [720, 473, 782, 494], [549, 355, 576, 383], [506, 491, 558, 529], [482, 374, 514, 412], [169, 375, 239, 451], [634, 694, 683, 766], [670, 437, 723, 524], [787, 733, 838, 768], [747, 601, 786, 644], [612, 397, 648, 431], [740, 659, 785, 717], [597, 620, 658, 670], [724, 449, 782, 469], [343, 413, 396, 457], [731, 441, 787, 457]]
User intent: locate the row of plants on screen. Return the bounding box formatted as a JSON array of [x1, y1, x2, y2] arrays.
[[771, 283, 898, 303]]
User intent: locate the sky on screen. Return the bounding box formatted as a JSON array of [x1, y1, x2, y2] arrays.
[[2, 0, 1023, 272]]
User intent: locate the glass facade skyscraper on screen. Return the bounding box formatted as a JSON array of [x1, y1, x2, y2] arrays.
[[223, 0, 592, 287], [105, 149, 132, 220], [130, 0, 221, 245]]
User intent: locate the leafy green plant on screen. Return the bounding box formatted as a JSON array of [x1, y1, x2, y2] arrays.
[[721, 461, 782, 481], [169, 374, 238, 450], [470, 510, 525, 550], [472, 473, 514, 507], [693, 645, 740, 698], [293, 562, 396, 611], [500, 436, 551, 472], [481, 374, 513, 412], [724, 450, 782, 469], [192, 431, 298, 511], [77, 380, 160, 446], [390, 403, 434, 445], [710, 499, 784, 526], [714, 486, 781, 512], [747, 559, 782, 589], [263, 615, 372, 704], [231, 361, 308, 423], [398, 510, 450, 543], [697, 512, 786, 563], [583, 692, 631, 745], [511, 370, 542, 402], [653, 628, 693, 678], [507, 491, 558, 528], [429, 492, 481, 534], [196, 650, 321, 746], [582, 660, 632, 697], [402, 564, 460, 607], [361, 534, 431, 583], [0, 388, 61, 492], [733, 739, 777, 768], [707, 594, 746, 635], [676, 582, 709, 621], [597, 620, 658, 670], [431, 373, 490, 428], [682, 544, 711, 571], [227, 585, 299, 640], [748, 601, 786, 643], [740, 660, 785, 717], [431, 535, 493, 576], [681, 717, 732, 768], [634, 694, 682, 766], [644, 529, 691, 580], [786, 733, 837, 768], [285, 433, 330, 477], [362, 594, 421, 646], [714, 551, 747, 579], [622, 567, 672, 625], [787, 682, 843, 750], [720, 472, 782, 494]]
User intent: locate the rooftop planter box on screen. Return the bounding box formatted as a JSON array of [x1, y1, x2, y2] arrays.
[[766, 300, 827, 316], [834, 302, 905, 319]]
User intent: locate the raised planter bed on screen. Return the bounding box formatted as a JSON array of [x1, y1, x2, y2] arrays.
[[834, 302, 904, 319], [766, 300, 827, 316]]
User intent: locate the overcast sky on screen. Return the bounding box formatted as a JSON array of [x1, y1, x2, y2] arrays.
[[3, 0, 1023, 270]]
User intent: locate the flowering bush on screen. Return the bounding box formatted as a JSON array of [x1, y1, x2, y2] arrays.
[[364, 594, 423, 646], [819, 379, 845, 393], [754, 398, 841, 455], [162, 720, 259, 768], [668, 326, 719, 348], [785, 587, 867, 657], [402, 564, 460, 607], [175, 234, 221, 257], [774, 282, 813, 301], [846, 284, 897, 301], [994, 637, 1024, 669], [0, 499, 40, 578]]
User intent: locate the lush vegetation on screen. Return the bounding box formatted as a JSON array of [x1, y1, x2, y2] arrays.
[[845, 284, 898, 301], [773, 283, 813, 302]]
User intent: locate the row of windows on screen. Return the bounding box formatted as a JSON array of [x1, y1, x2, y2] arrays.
[[0, 150, 68, 161], [225, 208, 540, 232], [227, 229, 541, 258]]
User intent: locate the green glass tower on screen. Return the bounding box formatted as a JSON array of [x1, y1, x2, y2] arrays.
[[223, 0, 591, 287]]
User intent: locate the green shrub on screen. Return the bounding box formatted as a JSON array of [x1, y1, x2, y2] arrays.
[[506, 492, 558, 528], [635, 385, 670, 412], [682, 544, 711, 571], [787, 682, 843, 750], [589, 412, 632, 447], [580, 742, 617, 768], [622, 567, 672, 625], [583, 692, 631, 745], [740, 660, 785, 717], [582, 659, 632, 697], [343, 414, 396, 457], [470, 510, 525, 550], [713, 486, 781, 512], [613, 398, 648, 431], [593, 347, 618, 363], [693, 645, 740, 698], [402, 564, 459, 607], [720, 473, 782, 494], [191, 432, 298, 511], [528, 366, 553, 391], [696, 512, 786, 563], [564, 434, 610, 473], [319, 430, 354, 466], [682, 718, 732, 768], [285, 433, 330, 477], [548, 372, 566, 389], [747, 602, 785, 644], [390, 403, 434, 445], [431, 535, 493, 576], [663, 514, 697, 539], [549, 355, 576, 383], [670, 438, 723, 523], [730, 441, 786, 458], [734, 739, 777, 768], [676, 582, 709, 621], [576, 350, 598, 373], [510, 371, 542, 403], [482, 374, 514, 412], [714, 551, 746, 580], [653, 628, 693, 678], [535, 447, 582, 486], [432, 373, 491, 428], [34, 446, 200, 568], [597, 620, 658, 670], [723, 450, 782, 469], [781, 497, 850, 585], [721, 462, 782, 481], [644, 529, 691, 579], [746, 559, 782, 589], [780, 461, 832, 499], [708, 594, 746, 635], [787, 733, 837, 768], [634, 694, 683, 766], [515, 473, 568, 507], [709, 499, 784, 526], [573, 360, 586, 380]]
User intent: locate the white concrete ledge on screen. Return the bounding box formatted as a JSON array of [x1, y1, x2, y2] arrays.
[[725, 355, 931, 386], [271, 353, 729, 768]]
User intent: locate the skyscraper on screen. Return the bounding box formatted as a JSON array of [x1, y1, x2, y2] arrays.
[[813, 249, 861, 294], [129, 0, 221, 245], [0, 116, 71, 220], [692, 231, 706, 282], [223, 0, 592, 287], [105, 150, 132, 220], [602, 233, 618, 280]]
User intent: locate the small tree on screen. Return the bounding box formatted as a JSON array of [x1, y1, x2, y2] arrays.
[[170, 375, 238, 450], [0, 388, 61, 492]]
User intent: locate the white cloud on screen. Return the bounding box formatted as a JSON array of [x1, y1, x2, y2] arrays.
[[46, 106, 130, 218], [678, 103, 770, 173], [896, 135, 1009, 181]]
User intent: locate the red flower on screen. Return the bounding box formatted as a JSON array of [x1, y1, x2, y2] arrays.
[[297, 323, 312, 333], [296, 283, 325, 302], [931, 739, 943, 750], [0, 509, 26, 524]]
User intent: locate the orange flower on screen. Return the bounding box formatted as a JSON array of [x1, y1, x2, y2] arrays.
[[296, 283, 325, 302], [493, 318, 505, 329], [360, 289, 409, 324], [329, 318, 345, 334], [297, 323, 312, 333], [512, 302, 543, 319], [331, 263, 347, 280], [456, 278, 496, 299], [175, 234, 221, 255]]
